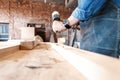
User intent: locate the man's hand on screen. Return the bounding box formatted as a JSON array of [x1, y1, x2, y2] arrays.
[[72, 23, 80, 30], [52, 21, 66, 33]]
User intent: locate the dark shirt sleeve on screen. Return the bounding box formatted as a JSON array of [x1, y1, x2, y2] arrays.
[[71, 0, 107, 21]]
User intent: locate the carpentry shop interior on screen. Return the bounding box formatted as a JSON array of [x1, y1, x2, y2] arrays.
[[0, 0, 120, 80]]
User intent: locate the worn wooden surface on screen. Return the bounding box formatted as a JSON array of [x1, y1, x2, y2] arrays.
[[0, 42, 120, 80], [0, 43, 85, 80], [52, 44, 120, 80]]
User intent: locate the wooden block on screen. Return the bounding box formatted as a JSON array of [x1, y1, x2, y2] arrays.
[[20, 41, 35, 50], [21, 27, 35, 40]]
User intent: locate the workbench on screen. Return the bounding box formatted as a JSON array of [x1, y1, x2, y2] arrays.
[[0, 42, 120, 80]]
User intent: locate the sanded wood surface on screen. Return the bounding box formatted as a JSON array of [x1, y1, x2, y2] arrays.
[[52, 44, 120, 80], [0, 42, 120, 80], [0, 43, 85, 80]]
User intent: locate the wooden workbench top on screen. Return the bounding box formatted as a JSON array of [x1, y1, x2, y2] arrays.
[[0, 42, 120, 80], [0, 43, 85, 80]]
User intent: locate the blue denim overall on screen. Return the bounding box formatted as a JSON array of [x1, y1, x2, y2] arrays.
[[80, 1, 120, 58]]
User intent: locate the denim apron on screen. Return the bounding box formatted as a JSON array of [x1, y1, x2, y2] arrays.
[[80, 1, 120, 58]]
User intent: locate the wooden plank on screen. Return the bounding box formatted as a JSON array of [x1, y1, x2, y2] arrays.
[[21, 27, 35, 40], [0, 43, 85, 80], [20, 41, 35, 50], [0, 43, 120, 80], [51, 44, 120, 80], [20, 39, 40, 50]]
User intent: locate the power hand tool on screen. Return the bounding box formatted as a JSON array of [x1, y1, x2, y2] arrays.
[[52, 11, 80, 31]]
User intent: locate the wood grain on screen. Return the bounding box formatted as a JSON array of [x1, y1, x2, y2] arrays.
[[0, 42, 120, 80], [0, 43, 85, 80], [52, 44, 120, 80]]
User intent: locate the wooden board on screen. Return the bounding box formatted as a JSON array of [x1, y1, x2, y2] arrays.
[[20, 41, 35, 50], [0, 42, 120, 80], [52, 44, 120, 80], [0, 43, 85, 80]]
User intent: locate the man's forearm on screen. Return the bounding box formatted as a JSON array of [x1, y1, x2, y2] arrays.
[[68, 16, 80, 27]]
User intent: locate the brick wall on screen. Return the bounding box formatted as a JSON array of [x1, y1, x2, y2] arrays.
[[0, 0, 73, 40]]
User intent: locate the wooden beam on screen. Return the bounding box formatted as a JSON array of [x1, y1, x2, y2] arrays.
[[51, 43, 120, 80]]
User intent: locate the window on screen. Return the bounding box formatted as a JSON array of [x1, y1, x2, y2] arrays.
[[0, 23, 9, 41]]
